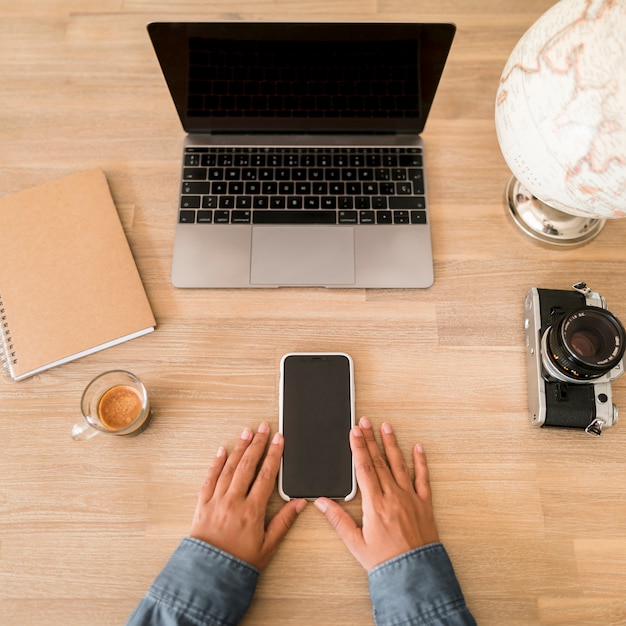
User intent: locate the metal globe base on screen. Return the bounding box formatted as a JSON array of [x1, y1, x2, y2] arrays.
[[505, 176, 605, 247]]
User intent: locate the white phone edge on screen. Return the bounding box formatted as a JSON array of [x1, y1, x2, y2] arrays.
[[278, 352, 356, 502]]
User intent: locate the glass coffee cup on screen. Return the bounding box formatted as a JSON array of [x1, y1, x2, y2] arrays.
[[72, 370, 151, 440]]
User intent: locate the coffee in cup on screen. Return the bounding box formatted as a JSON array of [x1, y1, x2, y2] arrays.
[[98, 384, 144, 430], [72, 370, 151, 440]]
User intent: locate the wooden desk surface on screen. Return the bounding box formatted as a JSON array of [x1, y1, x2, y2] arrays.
[[1, 2, 625, 624]]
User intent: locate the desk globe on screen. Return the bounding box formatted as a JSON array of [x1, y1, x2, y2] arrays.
[[495, 0, 626, 246]]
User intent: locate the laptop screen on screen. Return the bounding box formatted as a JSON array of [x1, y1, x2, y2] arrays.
[[148, 22, 455, 134]]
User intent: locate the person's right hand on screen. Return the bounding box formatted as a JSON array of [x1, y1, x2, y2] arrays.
[[314, 417, 439, 571], [190, 422, 306, 570]]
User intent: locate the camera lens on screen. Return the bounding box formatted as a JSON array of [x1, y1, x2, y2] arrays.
[[544, 307, 626, 381]]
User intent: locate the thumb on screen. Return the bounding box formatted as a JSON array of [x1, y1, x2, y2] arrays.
[[314, 498, 364, 555]]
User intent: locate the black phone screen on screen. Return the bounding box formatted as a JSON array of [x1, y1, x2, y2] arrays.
[[281, 354, 354, 499]]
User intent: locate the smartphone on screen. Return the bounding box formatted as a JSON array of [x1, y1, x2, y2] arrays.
[[278, 353, 356, 501]]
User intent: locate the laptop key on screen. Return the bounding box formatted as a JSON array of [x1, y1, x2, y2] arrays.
[[228, 181, 244, 194], [181, 196, 201, 209], [359, 210, 376, 224], [236, 196, 252, 209], [179, 210, 196, 224], [376, 210, 393, 224], [232, 210, 251, 223], [197, 210, 213, 223], [409, 169, 425, 194], [393, 210, 410, 224], [184, 153, 200, 166], [400, 154, 423, 167], [200, 153, 217, 166], [183, 167, 207, 180], [183, 181, 210, 194], [214, 210, 230, 223], [388, 197, 426, 209], [410, 210, 428, 224], [339, 210, 358, 224], [253, 210, 337, 224], [253, 196, 269, 208]]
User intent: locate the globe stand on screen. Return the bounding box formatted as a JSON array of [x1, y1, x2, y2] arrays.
[[505, 176, 605, 247]]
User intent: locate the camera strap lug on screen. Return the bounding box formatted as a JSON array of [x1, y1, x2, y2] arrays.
[[572, 281, 590, 295], [585, 418, 605, 436]]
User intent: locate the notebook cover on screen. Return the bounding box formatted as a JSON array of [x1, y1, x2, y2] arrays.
[[0, 169, 156, 381]]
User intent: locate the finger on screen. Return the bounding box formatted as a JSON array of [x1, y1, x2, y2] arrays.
[[314, 498, 365, 558], [213, 426, 255, 495], [196, 445, 228, 504], [229, 422, 272, 495], [260, 498, 307, 569], [350, 425, 383, 498], [358, 417, 395, 490], [413, 443, 433, 501], [380, 423, 413, 491], [248, 430, 284, 503]]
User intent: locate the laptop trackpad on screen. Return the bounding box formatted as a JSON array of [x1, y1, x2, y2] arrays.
[[250, 226, 355, 286]]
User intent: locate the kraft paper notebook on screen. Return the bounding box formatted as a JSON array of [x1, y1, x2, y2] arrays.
[[0, 169, 156, 381]]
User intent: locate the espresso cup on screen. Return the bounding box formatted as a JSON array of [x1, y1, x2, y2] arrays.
[[71, 370, 151, 441]]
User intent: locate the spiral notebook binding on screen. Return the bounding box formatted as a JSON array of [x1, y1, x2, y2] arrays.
[[0, 294, 18, 374]]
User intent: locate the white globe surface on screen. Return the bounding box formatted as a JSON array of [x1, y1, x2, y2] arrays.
[[495, 0, 626, 219]]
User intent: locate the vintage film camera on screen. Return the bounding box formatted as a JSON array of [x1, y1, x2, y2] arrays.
[[524, 282, 625, 435]]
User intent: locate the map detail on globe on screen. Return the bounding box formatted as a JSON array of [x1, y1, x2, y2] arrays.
[[495, 0, 626, 219]]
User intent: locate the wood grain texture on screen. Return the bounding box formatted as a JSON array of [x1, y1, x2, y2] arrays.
[[1, 1, 626, 624]]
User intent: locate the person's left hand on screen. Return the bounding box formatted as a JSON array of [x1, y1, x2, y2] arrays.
[[190, 422, 307, 570]]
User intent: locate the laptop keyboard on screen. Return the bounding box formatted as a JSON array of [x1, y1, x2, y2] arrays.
[[179, 147, 427, 226]]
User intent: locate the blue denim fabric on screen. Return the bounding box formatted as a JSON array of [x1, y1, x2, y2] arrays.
[[126, 537, 259, 626], [127, 538, 475, 626], [368, 543, 476, 625]]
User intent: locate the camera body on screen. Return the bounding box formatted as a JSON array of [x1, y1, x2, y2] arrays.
[[524, 283, 625, 435]]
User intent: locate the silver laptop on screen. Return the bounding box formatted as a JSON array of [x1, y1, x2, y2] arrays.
[[148, 22, 455, 288]]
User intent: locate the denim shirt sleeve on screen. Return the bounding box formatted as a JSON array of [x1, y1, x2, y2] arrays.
[[368, 543, 477, 626], [126, 537, 259, 626]]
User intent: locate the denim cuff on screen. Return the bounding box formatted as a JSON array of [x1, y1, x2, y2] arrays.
[[147, 537, 259, 626], [368, 543, 474, 625]]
